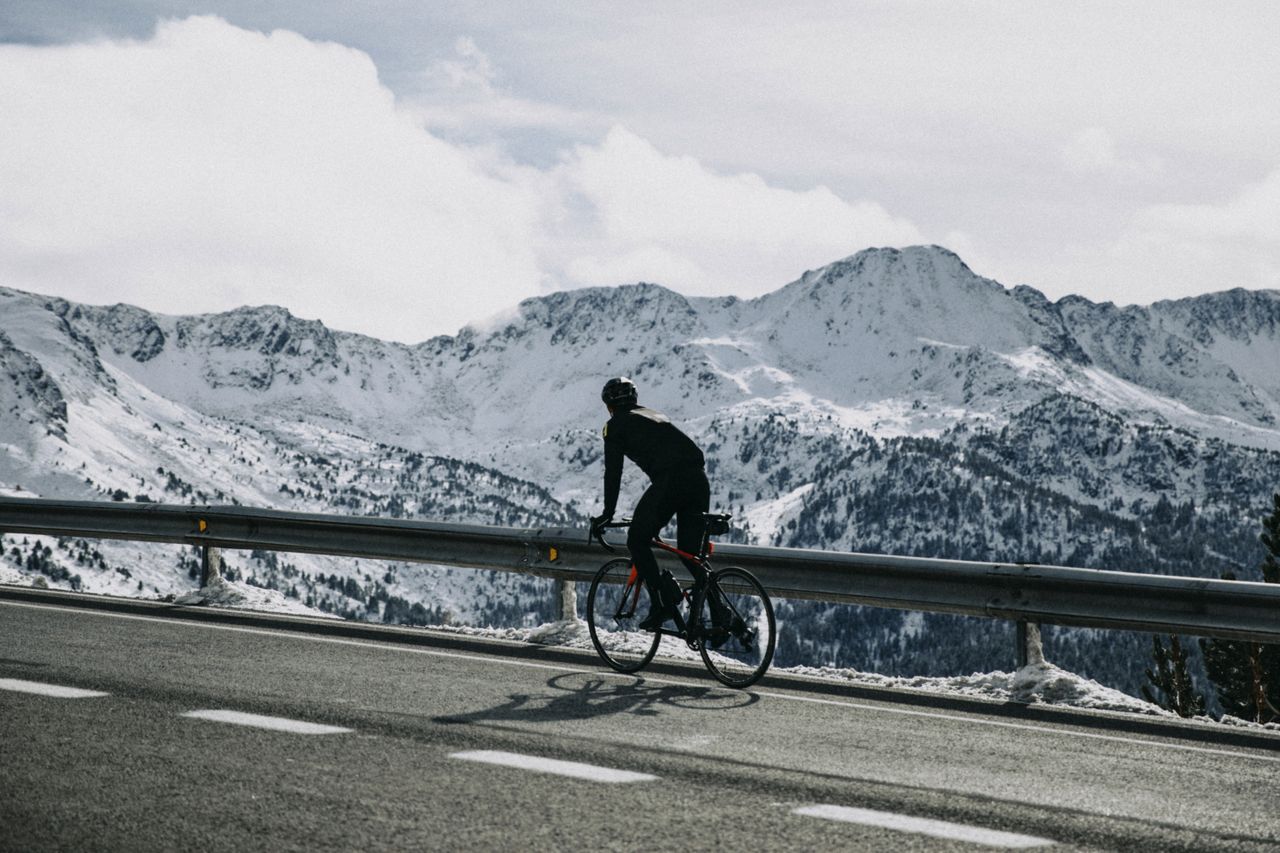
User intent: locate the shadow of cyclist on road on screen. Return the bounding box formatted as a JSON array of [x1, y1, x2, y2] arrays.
[[434, 671, 758, 727]]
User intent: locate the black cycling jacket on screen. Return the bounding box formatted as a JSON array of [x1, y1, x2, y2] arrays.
[[602, 404, 705, 517]]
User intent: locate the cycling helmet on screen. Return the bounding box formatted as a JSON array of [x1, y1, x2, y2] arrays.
[[601, 376, 638, 407]]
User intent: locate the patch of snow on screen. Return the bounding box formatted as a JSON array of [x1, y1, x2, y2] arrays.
[[0, 562, 26, 586], [899, 611, 926, 642], [1066, 365, 1280, 451], [174, 576, 338, 618], [995, 346, 1066, 382], [1210, 715, 1280, 732], [743, 483, 814, 539], [915, 337, 967, 350], [1074, 366, 1206, 423], [786, 661, 1169, 716], [685, 336, 759, 350], [433, 619, 591, 647], [820, 397, 975, 439]]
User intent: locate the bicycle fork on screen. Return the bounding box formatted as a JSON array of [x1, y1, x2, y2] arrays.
[[616, 566, 645, 620]]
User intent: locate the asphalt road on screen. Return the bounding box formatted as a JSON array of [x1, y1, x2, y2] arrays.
[[2, 596, 1278, 852]]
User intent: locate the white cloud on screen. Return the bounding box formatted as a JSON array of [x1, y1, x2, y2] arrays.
[[1140, 169, 1280, 243], [1060, 127, 1164, 178], [546, 126, 925, 294], [430, 36, 497, 95], [1061, 128, 1121, 174], [0, 17, 544, 343], [412, 36, 602, 138], [0, 18, 931, 340], [1054, 168, 1280, 304]]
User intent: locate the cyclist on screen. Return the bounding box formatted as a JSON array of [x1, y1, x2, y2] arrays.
[[590, 377, 710, 630]]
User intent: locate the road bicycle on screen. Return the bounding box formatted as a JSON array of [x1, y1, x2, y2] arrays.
[[586, 513, 776, 688]]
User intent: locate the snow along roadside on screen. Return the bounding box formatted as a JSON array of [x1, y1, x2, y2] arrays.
[[437, 619, 1163, 715], [432, 618, 1280, 733]]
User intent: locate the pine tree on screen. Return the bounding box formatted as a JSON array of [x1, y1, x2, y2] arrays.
[[1142, 635, 1205, 718], [1200, 494, 1280, 723], [1261, 493, 1280, 585]]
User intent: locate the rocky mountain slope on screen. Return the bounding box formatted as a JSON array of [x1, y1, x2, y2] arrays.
[[3, 245, 1279, 697]]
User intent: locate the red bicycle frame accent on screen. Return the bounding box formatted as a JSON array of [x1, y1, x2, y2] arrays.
[[626, 537, 710, 592], [627, 570, 643, 611], [649, 537, 707, 567]]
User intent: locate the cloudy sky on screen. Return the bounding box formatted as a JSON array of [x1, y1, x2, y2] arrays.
[[2, 2, 1278, 342]]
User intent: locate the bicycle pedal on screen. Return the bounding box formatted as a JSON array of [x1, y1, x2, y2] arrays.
[[706, 629, 731, 650]]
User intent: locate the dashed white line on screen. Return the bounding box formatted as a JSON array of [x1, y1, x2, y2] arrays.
[[181, 709, 351, 735], [451, 750, 657, 783], [0, 677, 108, 699], [794, 804, 1055, 848]]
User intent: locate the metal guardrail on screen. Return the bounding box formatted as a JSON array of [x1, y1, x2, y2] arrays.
[[1, 497, 1278, 650]]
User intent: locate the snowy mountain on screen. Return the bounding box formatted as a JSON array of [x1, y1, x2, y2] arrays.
[[3, 245, 1279, 696]]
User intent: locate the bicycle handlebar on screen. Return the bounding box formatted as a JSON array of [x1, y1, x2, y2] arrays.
[[588, 517, 632, 553]]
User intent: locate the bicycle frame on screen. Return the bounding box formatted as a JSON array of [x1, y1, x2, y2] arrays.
[[592, 516, 732, 640], [651, 535, 710, 568], [608, 537, 711, 644]]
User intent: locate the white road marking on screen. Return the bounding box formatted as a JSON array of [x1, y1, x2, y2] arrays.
[[182, 709, 351, 735], [451, 750, 656, 783], [0, 677, 108, 699], [7, 600, 1279, 765], [794, 804, 1055, 848]]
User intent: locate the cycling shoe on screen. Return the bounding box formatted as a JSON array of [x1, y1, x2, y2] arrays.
[[638, 605, 677, 631]]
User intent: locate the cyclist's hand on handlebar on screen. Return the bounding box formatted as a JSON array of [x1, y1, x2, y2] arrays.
[[589, 512, 613, 543]]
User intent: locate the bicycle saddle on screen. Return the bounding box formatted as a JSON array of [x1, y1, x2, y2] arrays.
[[702, 513, 732, 535]]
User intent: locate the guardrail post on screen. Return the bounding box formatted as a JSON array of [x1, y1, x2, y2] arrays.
[[554, 578, 577, 621], [200, 546, 223, 588], [1016, 621, 1044, 668]]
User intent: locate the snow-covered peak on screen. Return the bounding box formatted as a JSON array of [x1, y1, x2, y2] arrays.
[[1147, 289, 1280, 409], [771, 246, 999, 306], [459, 282, 704, 356], [0, 288, 115, 402], [60, 301, 168, 363], [1056, 294, 1279, 430], [7, 245, 1280, 476], [749, 247, 1034, 363], [172, 304, 338, 359], [1152, 287, 1280, 343]]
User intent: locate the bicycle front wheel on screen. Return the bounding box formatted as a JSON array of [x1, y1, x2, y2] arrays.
[[586, 558, 661, 673], [698, 566, 776, 688]]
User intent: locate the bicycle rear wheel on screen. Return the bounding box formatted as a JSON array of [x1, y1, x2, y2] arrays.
[[587, 558, 661, 673], [698, 566, 776, 688]]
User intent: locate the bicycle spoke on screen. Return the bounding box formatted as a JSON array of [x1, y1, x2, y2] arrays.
[[587, 558, 661, 673], [698, 567, 776, 688]]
